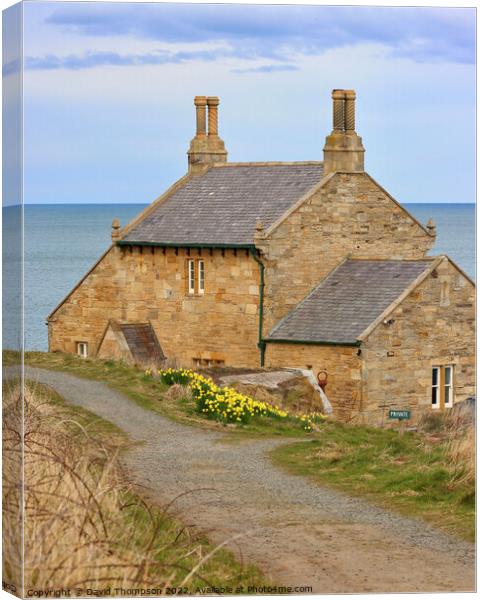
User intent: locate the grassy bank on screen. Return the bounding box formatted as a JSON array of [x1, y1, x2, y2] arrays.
[[6, 350, 475, 542], [6, 351, 314, 438], [2, 377, 267, 594], [271, 417, 475, 541]]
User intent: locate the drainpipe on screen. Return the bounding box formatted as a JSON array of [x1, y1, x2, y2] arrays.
[[249, 248, 266, 367]]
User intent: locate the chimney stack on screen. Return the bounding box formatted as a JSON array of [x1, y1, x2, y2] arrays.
[[188, 96, 227, 174], [323, 89, 365, 174]]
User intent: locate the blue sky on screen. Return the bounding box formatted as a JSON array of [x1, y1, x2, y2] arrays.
[[3, 1, 476, 204]]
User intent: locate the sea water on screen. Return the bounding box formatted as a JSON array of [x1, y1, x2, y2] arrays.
[[2, 203, 476, 351]]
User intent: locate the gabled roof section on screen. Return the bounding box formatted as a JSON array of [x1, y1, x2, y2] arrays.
[[263, 171, 432, 239], [120, 163, 324, 246], [267, 258, 435, 345]]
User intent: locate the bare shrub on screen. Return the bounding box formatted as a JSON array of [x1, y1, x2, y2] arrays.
[[163, 383, 193, 402], [418, 411, 447, 434]]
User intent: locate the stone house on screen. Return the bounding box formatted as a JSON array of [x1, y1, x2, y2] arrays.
[[48, 90, 475, 425]]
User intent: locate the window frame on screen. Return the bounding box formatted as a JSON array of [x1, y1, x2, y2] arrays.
[[431, 366, 440, 409], [76, 342, 88, 359], [431, 365, 454, 410], [198, 259, 205, 294], [443, 365, 454, 408], [187, 258, 195, 295]]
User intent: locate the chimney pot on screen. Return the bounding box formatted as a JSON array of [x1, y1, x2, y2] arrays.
[[332, 89, 345, 132], [344, 90, 356, 131], [194, 96, 207, 137], [207, 96, 220, 136]]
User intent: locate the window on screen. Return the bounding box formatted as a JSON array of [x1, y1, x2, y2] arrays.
[[186, 258, 205, 295], [432, 365, 454, 409], [431, 367, 440, 408], [187, 259, 195, 294], [443, 366, 454, 408], [198, 260, 205, 294], [77, 342, 88, 359]]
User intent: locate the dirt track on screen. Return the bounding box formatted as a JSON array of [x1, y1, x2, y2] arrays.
[[14, 367, 475, 593]]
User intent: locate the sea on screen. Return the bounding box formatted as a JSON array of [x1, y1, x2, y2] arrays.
[[2, 203, 476, 352]]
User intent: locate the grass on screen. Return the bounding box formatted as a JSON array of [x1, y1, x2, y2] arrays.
[[270, 418, 475, 542], [7, 351, 314, 439], [6, 350, 475, 542], [2, 376, 268, 595]]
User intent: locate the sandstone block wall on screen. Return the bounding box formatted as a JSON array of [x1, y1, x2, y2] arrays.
[[360, 258, 475, 427], [96, 324, 133, 364], [264, 343, 362, 421], [258, 173, 435, 332], [49, 246, 262, 368]]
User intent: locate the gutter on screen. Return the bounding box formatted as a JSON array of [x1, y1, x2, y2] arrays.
[[249, 248, 266, 367], [264, 338, 361, 348], [117, 241, 256, 250]]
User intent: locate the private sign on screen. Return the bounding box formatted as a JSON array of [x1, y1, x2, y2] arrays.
[[389, 410, 411, 420]]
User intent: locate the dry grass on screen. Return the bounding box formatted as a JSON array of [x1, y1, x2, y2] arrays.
[[447, 426, 475, 487], [444, 406, 475, 489], [2, 380, 266, 595], [418, 404, 475, 489], [163, 383, 193, 403]]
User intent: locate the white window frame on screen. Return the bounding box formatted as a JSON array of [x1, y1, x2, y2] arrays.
[[432, 365, 454, 409], [198, 259, 205, 294], [77, 342, 88, 359], [431, 367, 440, 409], [187, 259, 195, 294], [443, 365, 454, 408]]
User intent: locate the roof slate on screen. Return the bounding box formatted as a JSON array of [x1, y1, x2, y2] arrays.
[[121, 164, 324, 245], [268, 259, 434, 344], [119, 323, 165, 365]]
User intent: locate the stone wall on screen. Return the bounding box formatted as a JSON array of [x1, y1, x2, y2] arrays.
[[257, 173, 435, 332], [49, 245, 262, 368], [360, 257, 475, 427], [264, 343, 362, 421], [97, 324, 133, 364]]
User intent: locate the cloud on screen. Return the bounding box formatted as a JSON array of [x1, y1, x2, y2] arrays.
[[231, 64, 299, 74], [23, 46, 272, 71], [44, 4, 475, 65]]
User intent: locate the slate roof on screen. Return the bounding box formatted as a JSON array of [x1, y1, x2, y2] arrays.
[[121, 164, 324, 245], [267, 259, 434, 344], [119, 323, 165, 365]]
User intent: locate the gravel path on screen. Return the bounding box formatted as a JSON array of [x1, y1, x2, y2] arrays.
[[14, 367, 475, 593]]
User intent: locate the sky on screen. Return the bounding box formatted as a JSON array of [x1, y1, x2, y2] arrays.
[[3, 1, 476, 205]]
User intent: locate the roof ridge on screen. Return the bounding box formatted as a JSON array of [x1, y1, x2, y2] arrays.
[[212, 161, 324, 167], [346, 257, 434, 262]]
